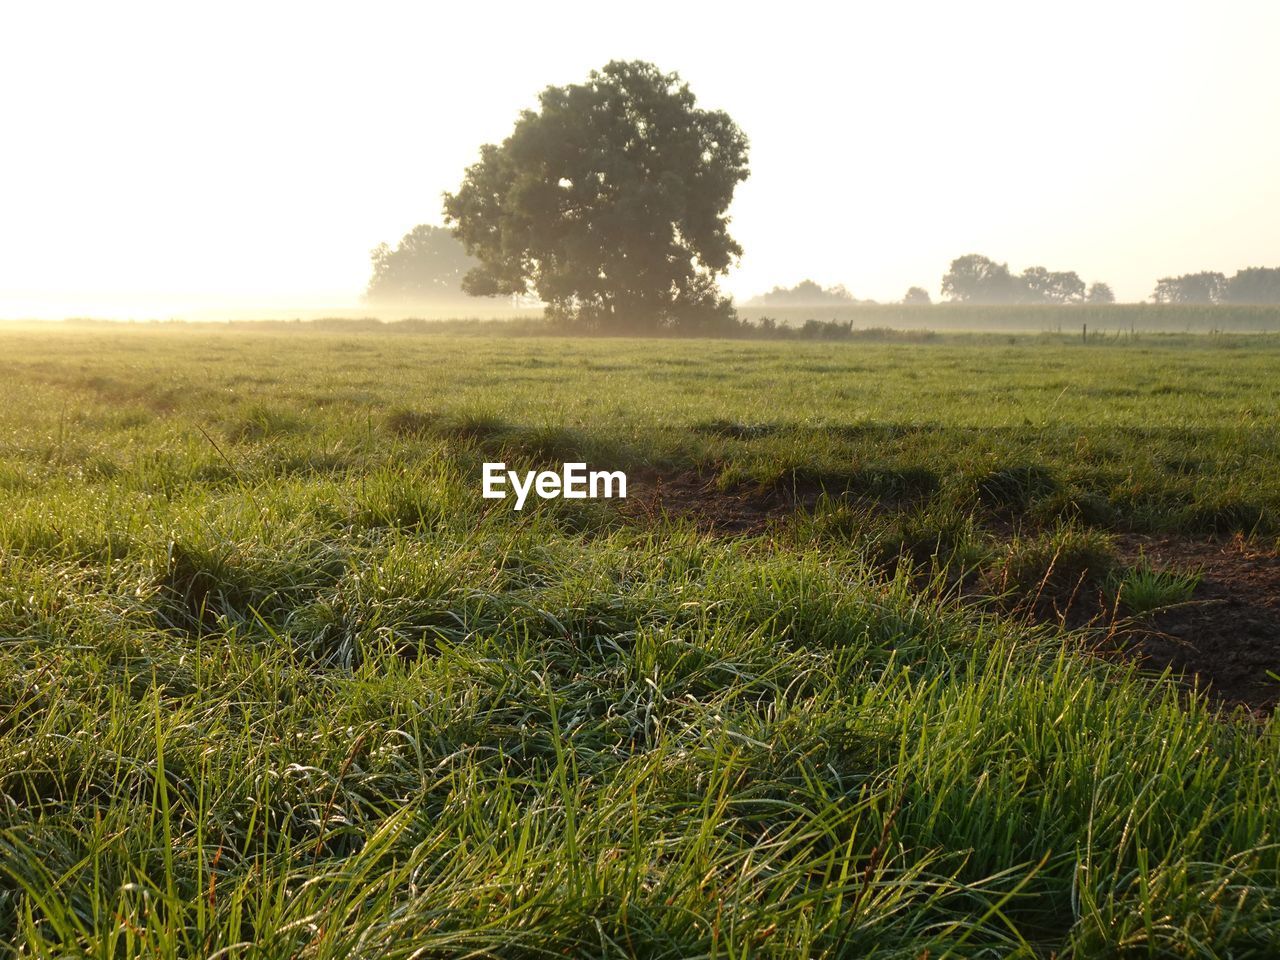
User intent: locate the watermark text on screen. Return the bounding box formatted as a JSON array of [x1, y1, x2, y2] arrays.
[[482, 462, 626, 510]]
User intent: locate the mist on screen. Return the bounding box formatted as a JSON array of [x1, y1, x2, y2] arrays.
[[4, 2, 1279, 321]]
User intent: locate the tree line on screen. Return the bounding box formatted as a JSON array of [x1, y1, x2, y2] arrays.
[[368, 228, 1280, 313], [935, 261, 1280, 306], [937, 255, 1112, 305], [745, 279, 867, 307]]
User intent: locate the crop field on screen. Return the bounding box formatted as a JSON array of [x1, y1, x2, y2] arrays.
[[735, 303, 1280, 333], [1, 324, 1279, 957]]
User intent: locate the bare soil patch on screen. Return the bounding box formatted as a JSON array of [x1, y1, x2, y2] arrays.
[[1116, 534, 1280, 711], [624, 466, 912, 533], [625, 470, 1280, 710], [623, 467, 792, 534]]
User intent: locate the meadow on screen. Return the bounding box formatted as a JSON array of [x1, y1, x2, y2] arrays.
[[1, 323, 1278, 957]]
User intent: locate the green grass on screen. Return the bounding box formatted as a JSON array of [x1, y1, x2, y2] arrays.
[[4, 324, 1279, 535], [0, 324, 1278, 956], [1111, 561, 1203, 616]]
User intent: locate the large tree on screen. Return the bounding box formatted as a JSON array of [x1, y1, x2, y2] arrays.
[[443, 61, 750, 332], [365, 224, 476, 302]]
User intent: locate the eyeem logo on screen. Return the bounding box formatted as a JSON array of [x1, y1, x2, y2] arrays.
[[482, 462, 627, 510]]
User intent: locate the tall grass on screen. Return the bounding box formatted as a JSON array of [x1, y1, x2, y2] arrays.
[[0, 328, 1277, 955]]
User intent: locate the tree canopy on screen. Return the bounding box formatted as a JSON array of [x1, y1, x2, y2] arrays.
[[1151, 272, 1227, 304], [443, 60, 750, 332], [940, 255, 1028, 303], [1086, 282, 1115, 304], [1152, 267, 1280, 304], [365, 225, 476, 303], [1226, 267, 1280, 304], [1021, 266, 1086, 304], [903, 286, 931, 305]]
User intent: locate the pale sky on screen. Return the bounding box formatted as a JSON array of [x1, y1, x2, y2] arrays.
[[2, 0, 1278, 318]]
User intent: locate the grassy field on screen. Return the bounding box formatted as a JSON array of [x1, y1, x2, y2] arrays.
[[1, 324, 1279, 956]]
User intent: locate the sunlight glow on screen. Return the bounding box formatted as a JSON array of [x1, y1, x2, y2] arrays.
[[2, 0, 1277, 318]]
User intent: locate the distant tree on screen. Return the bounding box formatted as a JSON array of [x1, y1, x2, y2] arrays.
[[748, 280, 858, 306], [1151, 272, 1226, 304], [1022, 267, 1086, 304], [443, 60, 750, 333], [940, 255, 1027, 303], [903, 286, 931, 305], [1225, 267, 1280, 304], [1086, 282, 1115, 304], [365, 224, 476, 302], [1020, 267, 1052, 302]]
